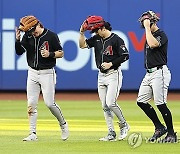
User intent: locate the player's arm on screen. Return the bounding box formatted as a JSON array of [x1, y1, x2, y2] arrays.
[[54, 50, 64, 58], [79, 24, 88, 48], [15, 27, 27, 55], [112, 38, 129, 67], [101, 54, 129, 70], [144, 19, 159, 48], [41, 34, 64, 59], [79, 33, 88, 48], [52, 35, 64, 58], [41, 49, 64, 58], [111, 52, 129, 68]]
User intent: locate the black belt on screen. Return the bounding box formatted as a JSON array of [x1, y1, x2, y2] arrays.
[[146, 65, 163, 73]]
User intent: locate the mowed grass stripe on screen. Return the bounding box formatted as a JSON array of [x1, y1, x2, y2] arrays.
[[1, 119, 180, 132], [1, 119, 180, 124]]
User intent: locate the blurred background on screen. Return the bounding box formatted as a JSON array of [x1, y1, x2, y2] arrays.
[[0, 0, 179, 91]]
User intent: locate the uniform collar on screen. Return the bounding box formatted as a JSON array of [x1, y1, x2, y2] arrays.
[[103, 33, 114, 41], [40, 28, 48, 36]]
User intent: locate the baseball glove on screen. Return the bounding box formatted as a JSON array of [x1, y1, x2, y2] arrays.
[[82, 15, 104, 31], [139, 10, 160, 28], [19, 15, 39, 32]]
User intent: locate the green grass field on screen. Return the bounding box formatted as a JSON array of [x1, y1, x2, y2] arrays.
[[0, 99, 179, 154]]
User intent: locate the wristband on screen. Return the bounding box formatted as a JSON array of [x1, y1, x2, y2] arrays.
[[49, 52, 55, 58]]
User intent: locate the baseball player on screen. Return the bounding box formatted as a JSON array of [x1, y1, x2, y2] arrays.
[[137, 10, 177, 143], [15, 15, 69, 141], [79, 16, 130, 141]]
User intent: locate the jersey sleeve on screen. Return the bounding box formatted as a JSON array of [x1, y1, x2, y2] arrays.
[[117, 37, 129, 56], [155, 31, 168, 47], [85, 36, 96, 48], [15, 34, 28, 55], [111, 37, 129, 67], [51, 34, 63, 51]]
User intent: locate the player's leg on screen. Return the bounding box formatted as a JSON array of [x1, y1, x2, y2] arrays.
[[106, 69, 129, 140], [106, 70, 125, 123], [137, 74, 163, 128], [137, 74, 166, 142], [23, 68, 40, 141], [40, 70, 66, 125], [40, 69, 69, 140], [153, 66, 177, 143], [98, 72, 115, 141]]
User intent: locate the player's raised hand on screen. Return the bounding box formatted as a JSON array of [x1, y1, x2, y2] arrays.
[[143, 19, 151, 28], [80, 20, 88, 34], [15, 27, 21, 41]]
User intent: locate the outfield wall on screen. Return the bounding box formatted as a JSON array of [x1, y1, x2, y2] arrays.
[[0, 0, 180, 90]]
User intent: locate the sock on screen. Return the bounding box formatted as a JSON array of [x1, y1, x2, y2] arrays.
[[137, 102, 163, 129], [157, 104, 174, 135]]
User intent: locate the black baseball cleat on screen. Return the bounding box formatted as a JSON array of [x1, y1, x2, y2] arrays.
[[161, 132, 177, 143], [149, 126, 167, 142]]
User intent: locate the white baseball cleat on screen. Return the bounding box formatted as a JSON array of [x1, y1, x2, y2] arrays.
[[99, 131, 116, 141], [118, 122, 130, 140], [23, 133, 38, 141], [61, 122, 69, 141]]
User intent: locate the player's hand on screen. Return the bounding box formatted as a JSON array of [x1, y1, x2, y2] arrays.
[[143, 19, 151, 28], [80, 21, 87, 34], [15, 27, 21, 41], [80, 25, 85, 34], [101, 62, 113, 70], [41, 49, 50, 58]]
